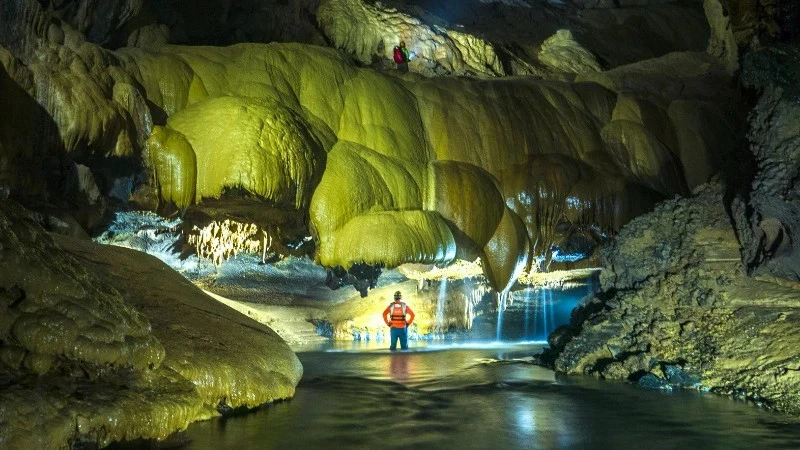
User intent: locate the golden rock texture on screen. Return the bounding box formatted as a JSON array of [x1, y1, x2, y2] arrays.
[[145, 125, 197, 212], [0, 201, 163, 375], [0, 200, 302, 449], [166, 96, 326, 209], [538, 30, 602, 75], [317, 0, 505, 77], [0, 1, 742, 293], [0, 31, 739, 291]]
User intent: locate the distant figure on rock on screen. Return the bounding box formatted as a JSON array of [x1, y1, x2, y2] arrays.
[[393, 40, 410, 73], [383, 290, 415, 350]]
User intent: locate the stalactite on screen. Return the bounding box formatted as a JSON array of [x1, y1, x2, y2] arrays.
[[186, 219, 279, 265]]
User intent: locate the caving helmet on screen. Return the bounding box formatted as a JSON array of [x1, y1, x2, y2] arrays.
[[394, 290, 402, 300]]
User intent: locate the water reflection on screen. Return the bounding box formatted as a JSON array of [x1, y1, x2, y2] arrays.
[[389, 353, 411, 383], [156, 343, 800, 450]]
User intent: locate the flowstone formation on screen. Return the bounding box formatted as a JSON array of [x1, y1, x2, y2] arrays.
[[117, 43, 736, 292], [0, 0, 743, 296], [317, 0, 710, 77], [0, 199, 302, 449], [318, 0, 506, 77]]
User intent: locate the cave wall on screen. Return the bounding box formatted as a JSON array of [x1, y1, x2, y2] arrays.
[[107, 42, 737, 291], [545, 182, 800, 415], [734, 46, 800, 281], [0, 0, 744, 292]]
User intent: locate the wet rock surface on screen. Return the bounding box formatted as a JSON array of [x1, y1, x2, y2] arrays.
[[736, 47, 800, 281], [542, 44, 800, 413], [544, 182, 800, 414], [0, 200, 302, 449]]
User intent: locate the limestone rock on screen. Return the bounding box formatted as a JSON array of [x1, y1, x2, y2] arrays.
[[0, 199, 302, 448], [704, 0, 740, 72], [145, 125, 197, 212], [736, 51, 800, 281], [546, 183, 800, 415], [2, 7, 740, 291], [538, 29, 601, 75], [106, 43, 737, 289], [0, 200, 163, 374], [43, 0, 145, 45], [317, 0, 505, 77], [166, 96, 326, 209], [126, 23, 170, 49]]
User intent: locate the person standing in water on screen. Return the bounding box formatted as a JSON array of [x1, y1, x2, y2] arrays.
[[383, 290, 415, 350]]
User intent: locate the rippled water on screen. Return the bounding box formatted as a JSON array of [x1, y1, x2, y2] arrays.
[[163, 342, 800, 450]]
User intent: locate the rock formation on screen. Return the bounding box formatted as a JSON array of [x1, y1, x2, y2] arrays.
[[0, 0, 742, 293], [541, 46, 800, 414], [735, 46, 800, 281], [3, 0, 797, 445], [0, 199, 302, 448]]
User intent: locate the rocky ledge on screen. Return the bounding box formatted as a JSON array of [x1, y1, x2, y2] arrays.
[[541, 47, 800, 414], [0, 199, 302, 449], [542, 183, 800, 414]]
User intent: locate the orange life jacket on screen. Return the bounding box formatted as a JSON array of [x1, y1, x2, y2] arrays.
[[388, 302, 408, 327]]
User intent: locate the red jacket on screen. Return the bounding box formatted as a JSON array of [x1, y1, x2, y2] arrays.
[[383, 301, 415, 328]]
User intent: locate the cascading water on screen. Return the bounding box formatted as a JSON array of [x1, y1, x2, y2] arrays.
[[523, 289, 530, 338], [539, 289, 548, 340], [491, 277, 598, 342], [435, 277, 448, 336], [496, 290, 509, 341]]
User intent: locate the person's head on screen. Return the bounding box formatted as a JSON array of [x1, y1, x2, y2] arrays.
[[394, 290, 403, 302], [399, 40, 406, 48]]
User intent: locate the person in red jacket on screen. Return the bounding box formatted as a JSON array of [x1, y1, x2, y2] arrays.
[[393, 40, 410, 73], [383, 290, 415, 350]]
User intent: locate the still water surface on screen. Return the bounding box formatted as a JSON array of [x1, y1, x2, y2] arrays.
[[176, 342, 800, 450]]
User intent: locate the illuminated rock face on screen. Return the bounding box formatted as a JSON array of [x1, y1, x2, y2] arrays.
[[0, 1, 739, 293], [545, 183, 800, 416], [0, 29, 737, 292], [124, 44, 735, 292], [0, 201, 163, 376], [160, 95, 326, 209], [0, 199, 302, 448], [317, 0, 505, 77]]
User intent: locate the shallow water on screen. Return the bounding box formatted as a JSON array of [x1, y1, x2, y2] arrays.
[[169, 342, 800, 450]]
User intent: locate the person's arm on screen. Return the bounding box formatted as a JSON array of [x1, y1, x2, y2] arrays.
[[405, 306, 415, 327], [383, 305, 392, 326]]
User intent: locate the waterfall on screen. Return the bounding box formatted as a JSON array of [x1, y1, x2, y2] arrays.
[[496, 290, 509, 341], [547, 288, 555, 340], [540, 289, 547, 339], [523, 289, 530, 339], [435, 277, 448, 335]]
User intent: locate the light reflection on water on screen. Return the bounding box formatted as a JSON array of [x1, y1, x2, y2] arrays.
[[163, 343, 800, 450]]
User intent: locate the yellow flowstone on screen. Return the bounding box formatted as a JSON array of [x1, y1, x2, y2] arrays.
[[145, 125, 197, 212], [166, 96, 325, 209], [119, 43, 729, 291]]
